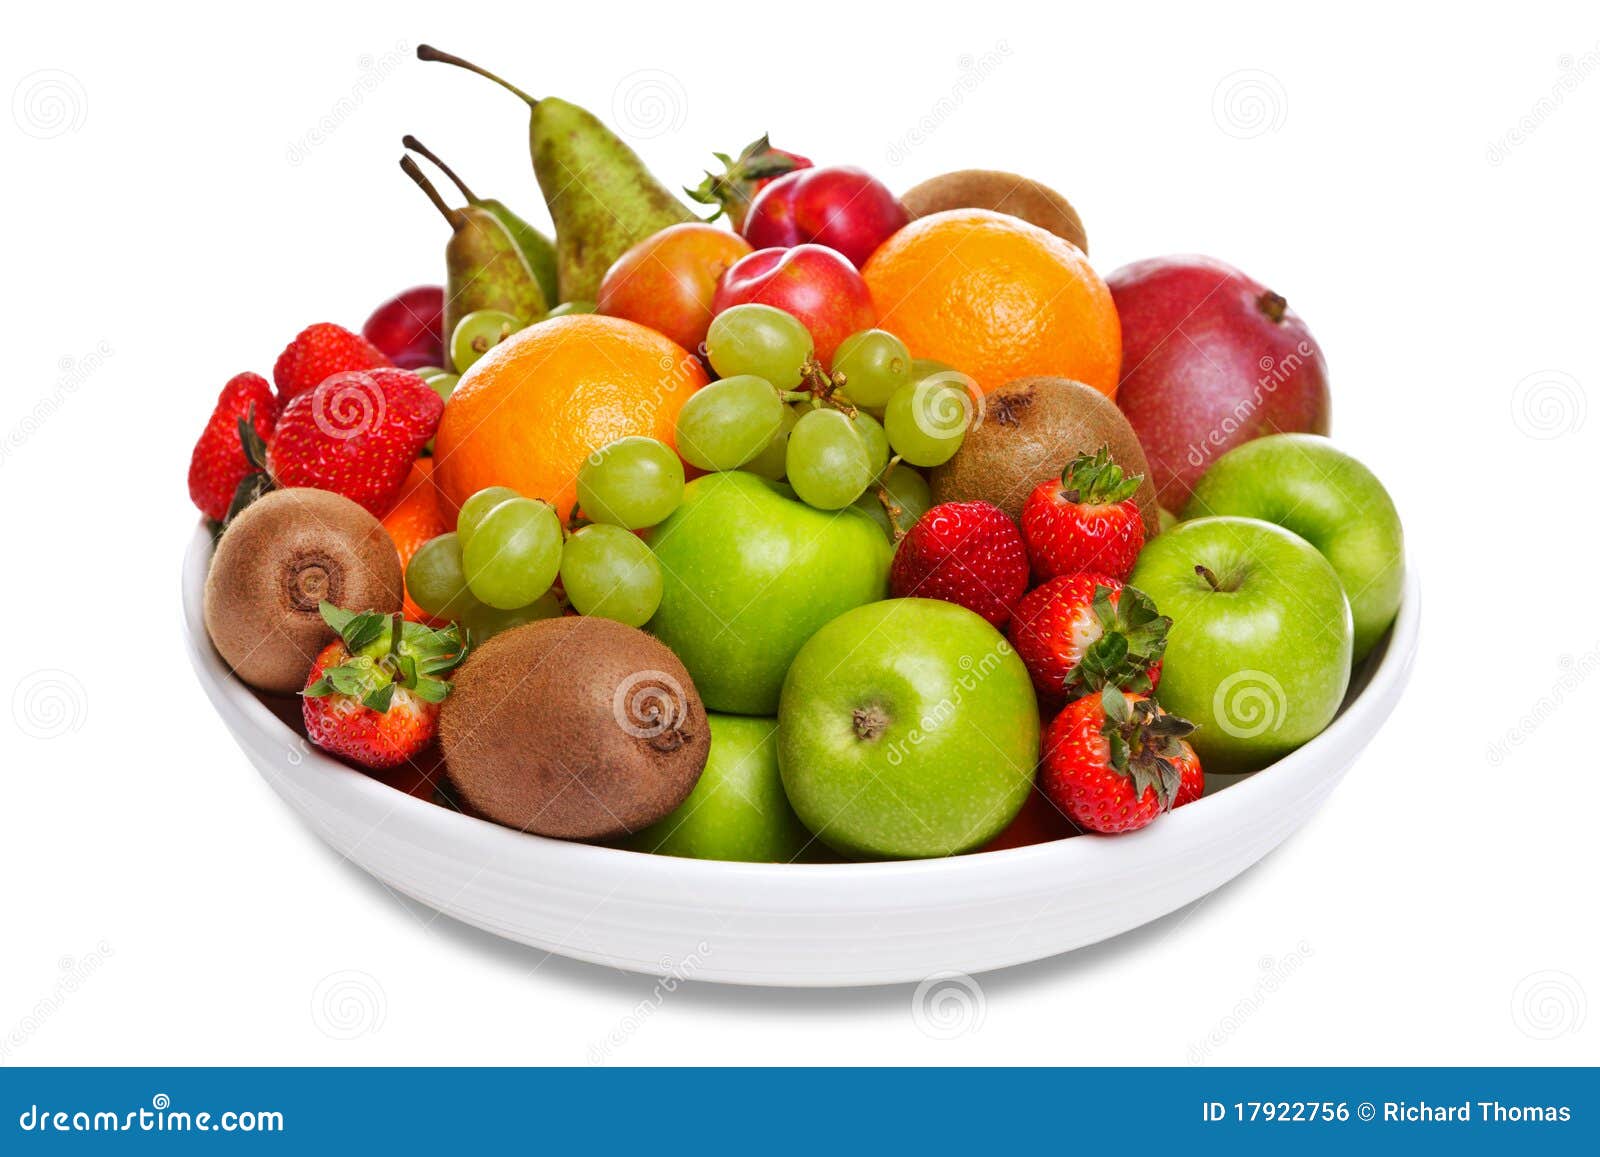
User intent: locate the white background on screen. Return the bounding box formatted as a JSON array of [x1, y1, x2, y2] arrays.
[[3, 0, 1597, 1066]]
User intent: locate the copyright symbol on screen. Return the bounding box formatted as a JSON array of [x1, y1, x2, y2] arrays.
[[1357, 1102, 1375, 1122]]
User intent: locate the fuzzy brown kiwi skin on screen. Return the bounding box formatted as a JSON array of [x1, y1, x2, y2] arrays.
[[900, 170, 1088, 254], [203, 488, 403, 694], [439, 616, 710, 841], [930, 377, 1160, 535]]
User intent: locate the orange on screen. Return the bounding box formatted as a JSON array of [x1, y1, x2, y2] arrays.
[[862, 208, 1121, 396], [432, 314, 708, 517], [381, 457, 452, 623]]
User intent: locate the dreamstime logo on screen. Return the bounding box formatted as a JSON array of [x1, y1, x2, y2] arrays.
[[885, 41, 1013, 166], [1188, 942, 1314, 1063], [588, 942, 712, 1064], [12, 669, 88, 740], [909, 372, 985, 443], [612, 670, 689, 741], [12, 69, 87, 139], [611, 70, 687, 140], [0, 340, 113, 469], [1183, 341, 1313, 474], [310, 971, 387, 1040], [912, 971, 986, 1039], [884, 643, 1011, 768], [1487, 43, 1600, 165], [1212, 69, 1287, 140], [0, 941, 114, 1063], [312, 372, 386, 440], [1509, 369, 1586, 440], [1212, 670, 1287, 740], [286, 42, 408, 166], [1486, 646, 1600, 765], [1511, 971, 1587, 1041]]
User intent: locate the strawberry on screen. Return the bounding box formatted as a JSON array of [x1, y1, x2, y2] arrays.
[[1174, 755, 1205, 808], [187, 372, 280, 522], [889, 500, 1029, 627], [1022, 447, 1146, 582], [1041, 687, 1201, 834], [272, 322, 393, 401], [1007, 574, 1169, 701], [267, 368, 443, 516], [685, 135, 813, 228], [302, 603, 467, 770]]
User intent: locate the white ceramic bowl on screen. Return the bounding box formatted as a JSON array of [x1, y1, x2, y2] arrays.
[[182, 526, 1418, 987]]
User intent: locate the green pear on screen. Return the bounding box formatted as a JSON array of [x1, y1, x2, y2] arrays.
[[417, 46, 697, 302], [398, 157, 547, 351], [401, 135, 559, 308]]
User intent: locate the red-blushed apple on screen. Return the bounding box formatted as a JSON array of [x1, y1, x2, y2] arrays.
[[1109, 256, 1330, 510], [711, 244, 876, 364], [596, 223, 752, 354], [362, 285, 445, 369], [743, 166, 910, 268]]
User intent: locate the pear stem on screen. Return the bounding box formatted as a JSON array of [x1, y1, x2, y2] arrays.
[[399, 157, 466, 231], [402, 135, 480, 204], [416, 45, 538, 107]]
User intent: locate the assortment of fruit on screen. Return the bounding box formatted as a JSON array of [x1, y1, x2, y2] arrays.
[[190, 46, 1406, 864]]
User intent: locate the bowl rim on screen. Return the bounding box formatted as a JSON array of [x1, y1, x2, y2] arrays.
[[181, 522, 1420, 888]]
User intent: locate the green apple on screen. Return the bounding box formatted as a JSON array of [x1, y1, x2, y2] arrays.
[[777, 598, 1038, 859], [1129, 517, 1353, 774], [628, 714, 815, 862], [1183, 434, 1403, 661], [647, 471, 891, 714]]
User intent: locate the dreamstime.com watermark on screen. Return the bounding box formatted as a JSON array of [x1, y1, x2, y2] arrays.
[[16, 1094, 283, 1135], [1212, 69, 1287, 140], [1485, 645, 1600, 766], [885, 41, 1012, 166], [882, 642, 1012, 768], [1510, 971, 1587, 1041], [286, 42, 409, 166], [1, 942, 114, 1063], [912, 971, 986, 1039], [12, 69, 87, 139], [611, 70, 688, 141], [1487, 43, 1600, 165], [310, 970, 387, 1040], [1184, 340, 1315, 477], [1509, 369, 1586, 440], [588, 943, 712, 1063], [1187, 941, 1315, 1064], [0, 341, 112, 469]]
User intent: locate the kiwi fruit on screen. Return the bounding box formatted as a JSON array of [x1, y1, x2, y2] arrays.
[[900, 170, 1088, 253], [930, 377, 1160, 535], [439, 616, 710, 840], [204, 488, 404, 693]]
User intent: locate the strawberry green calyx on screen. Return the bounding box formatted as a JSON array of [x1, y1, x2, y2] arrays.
[[1059, 446, 1141, 506], [305, 602, 468, 710], [223, 404, 275, 525], [1098, 686, 1196, 811], [1064, 584, 1170, 697], [685, 135, 807, 225]]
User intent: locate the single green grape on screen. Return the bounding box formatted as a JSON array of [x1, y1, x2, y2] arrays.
[[831, 329, 912, 408], [461, 591, 562, 641], [450, 309, 522, 373], [559, 524, 664, 627], [910, 357, 956, 384], [786, 407, 873, 510], [851, 466, 934, 540], [705, 304, 814, 390], [851, 410, 890, 478], [405, 532, 479, 621], [462, 497, 563, 610], [742, 404, 801, 480], [456, 486, 521, 548], [413, 366, 446, 380], [675, 375, 785, 472], [542, 300, 596, 320], [883, 377, 973, 467], [421, 371, 459, 406], [577, 436, 685, 529]]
